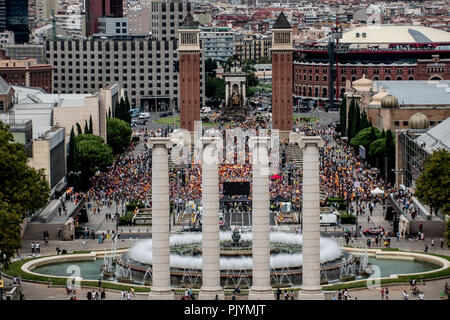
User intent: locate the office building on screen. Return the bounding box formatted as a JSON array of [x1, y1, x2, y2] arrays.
[[45, 38, 205, 110], [5, 0, 30, 44]]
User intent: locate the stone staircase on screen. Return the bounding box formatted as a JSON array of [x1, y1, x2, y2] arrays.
[[132, 208, 152, 226], [287, 145, 303, 167]]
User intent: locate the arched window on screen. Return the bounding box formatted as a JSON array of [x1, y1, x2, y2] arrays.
[[341, 76, 346, 82], [408, 76, 414, 80], [303, 86, 306, 96], [323, 75, 327, 82], [309, 75, 312, 81], [322, 88, 328, 97], [397, 76, 403, 80], [351, 76, 357, 82], [308, 87, 312, 96], [373, 76, 379, 81], [315, 75, 319, 81], [385, 76, 391, 80], [314, 87, 319, 97], [303, 75, 306, 80]]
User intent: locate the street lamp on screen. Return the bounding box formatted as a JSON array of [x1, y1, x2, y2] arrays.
[[0, 251, 6, 301]]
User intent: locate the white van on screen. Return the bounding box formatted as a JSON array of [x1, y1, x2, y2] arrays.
[[320, 212, 339, 226], [139, 112, 150, 119]]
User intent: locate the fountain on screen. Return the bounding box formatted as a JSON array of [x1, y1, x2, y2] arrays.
[[114, 230, 354, 287]]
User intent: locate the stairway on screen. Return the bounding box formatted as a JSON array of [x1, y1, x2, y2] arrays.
[[287, 145, 303, 167], [133, 208, 152, 225]]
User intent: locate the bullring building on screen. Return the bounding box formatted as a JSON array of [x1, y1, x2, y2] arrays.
[[293, 25, 450, 104]]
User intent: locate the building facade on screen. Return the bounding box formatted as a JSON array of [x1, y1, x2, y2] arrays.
[[149, 0, 192, 41], [293, 25, 450, 103], [45, 38, 205, 110], [199, 26, 234, 62], [85, 0, 124, 36], [0, 58, 53, 93], [235, 36, 272, 62]]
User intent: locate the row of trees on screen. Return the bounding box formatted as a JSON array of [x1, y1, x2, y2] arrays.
[[0, 121, 50, 266], [67, 113, 132, 191], [115, 95, 132, 124], [338, 98, 396, 185]]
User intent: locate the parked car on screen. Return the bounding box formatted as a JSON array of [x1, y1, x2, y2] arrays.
[[363, 226, 385, 235], [139, 112, 150, 119]]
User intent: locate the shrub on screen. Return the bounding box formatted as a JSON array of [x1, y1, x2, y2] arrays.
[[118, 212, 134, 226], [327, 198, 347, 210], [126, 201, 145, 212], [340, 214, 356, 224]]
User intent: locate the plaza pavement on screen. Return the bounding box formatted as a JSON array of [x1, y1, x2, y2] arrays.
[[7, 110, 448, 300]]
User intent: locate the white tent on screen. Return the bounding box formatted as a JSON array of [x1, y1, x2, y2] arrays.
[[371, 187, 384, 195]]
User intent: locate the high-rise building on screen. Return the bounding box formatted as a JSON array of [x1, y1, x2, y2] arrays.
[[149, 0, 191, 41], [45, 37, 205, 110], [85, 0, 124, 36], [271, 12, 293, 136], [0, 0, 6, 32], [5, 0, 30, 44]]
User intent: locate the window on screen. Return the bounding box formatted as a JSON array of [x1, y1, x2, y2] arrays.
[[403, 121, 408, 126]]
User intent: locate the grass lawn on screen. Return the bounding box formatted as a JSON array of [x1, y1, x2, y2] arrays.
[[294, 116, 319, 123]]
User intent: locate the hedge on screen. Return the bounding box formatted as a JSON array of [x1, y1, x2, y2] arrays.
[[126, 201, 145, 212], [340, 214, 356, 224]]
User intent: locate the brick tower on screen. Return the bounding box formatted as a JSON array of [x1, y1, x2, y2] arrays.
[[178, 13, 201, 132], [271, 12, 293, 138]]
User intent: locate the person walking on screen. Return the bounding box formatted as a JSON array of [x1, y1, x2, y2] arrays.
[[31, 241, 35, 254], [403, 290, 409, 300], [276, 288, 281, 300], [121, 290, 126, 300], [431, 239, 434, 250], [380, 287, 385, 300], [385, 287, 389, 300]]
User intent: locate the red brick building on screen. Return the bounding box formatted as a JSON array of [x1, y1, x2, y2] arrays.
[[293, 25, 450, 104], [0, 58, 53, 93], [178, 13, 201, 132]]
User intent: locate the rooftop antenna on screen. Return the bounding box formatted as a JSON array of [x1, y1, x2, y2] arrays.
[[51, 9, 56, 40]]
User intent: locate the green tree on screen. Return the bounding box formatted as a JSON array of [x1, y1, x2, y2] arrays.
[[107, 118, 132, 155], [205, 58, 218, 79], [75, 134, 113, 190], [76, 122, 83, 135], [369, 137, 388, 181], [83, 119, 89, 134], [89, 115, 93, 134], [205, 77, 225, 100], [415, 149, 450, 216], [0, 121, 50, 264], [0, 202, 22, 268], [350, 126, 381, 152], [360, 110, 369, 130], [347, 99, 355, 141], [247, 72, 259, 88], [385, 129, 395, 185], [337, 97, 347, 135]]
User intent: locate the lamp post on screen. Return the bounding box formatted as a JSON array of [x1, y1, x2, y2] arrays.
[[0, 251, 6, 301]]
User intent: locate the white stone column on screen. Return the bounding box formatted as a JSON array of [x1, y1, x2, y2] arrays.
[[297, 136, 325, 300], [148, 137, 174, 300], [198, 137, 224, 300], [248, 137, 274, 300]]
